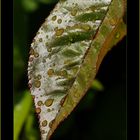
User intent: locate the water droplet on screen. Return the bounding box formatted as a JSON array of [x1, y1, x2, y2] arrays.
[[49, 119, 55, 128], [37, 101, 43, 106], [71, 9, 77, 16], [52, 15, 57, 21], [42, 120, 48, 127], [35, 107, 41, 114], [47, 47, 52, 52], [47, 69, 54, 76], [45, 99, 54, 107], [34, 80, 41, 88], [55, 28, 64, 36], [32, 95, 35, 99], [57, 19, 62, 24]]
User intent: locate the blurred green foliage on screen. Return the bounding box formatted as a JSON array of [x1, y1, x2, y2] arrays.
[[14, 91, 32, 140], [14, 0, 126, 140]]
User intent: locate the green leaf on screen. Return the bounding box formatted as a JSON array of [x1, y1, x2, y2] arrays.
[[14, 91, 32, 140], [28, 0, 126, 139], [39, 0, 58, 4], [91, 79, 104, 91], [21, 0, 39, 12], [24, 111, 40, 140]]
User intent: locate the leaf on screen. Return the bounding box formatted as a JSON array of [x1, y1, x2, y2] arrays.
[[28, 0, 126, 139], [24, 111, 40, 140], [14, 91, 32, 140], [39, 0, 58, 4], [21, 0, 39, 12], [91, 79, 104, 91]]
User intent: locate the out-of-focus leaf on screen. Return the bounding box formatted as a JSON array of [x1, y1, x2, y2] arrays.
[[25, 113, 34, 134], [91, 79, 104, 91], [14, 46, 24, 69], [39, 0, 58, 4], [14, 0, 29, 92], [14, 91, 32, 140], [14, 46, 25, 90], [28, 0, 126, 139], [22, 0, 39, 12], [14, 0, 28, 60], [24, 111, 40, 140]]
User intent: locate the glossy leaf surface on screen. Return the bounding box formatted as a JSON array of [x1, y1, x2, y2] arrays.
[[28, 0, 126, 139]]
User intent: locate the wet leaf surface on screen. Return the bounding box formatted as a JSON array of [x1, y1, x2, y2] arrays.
[[28, 0, 126, 139]]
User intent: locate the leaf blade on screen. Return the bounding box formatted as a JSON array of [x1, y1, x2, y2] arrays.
[[28, 0, 126, 139]]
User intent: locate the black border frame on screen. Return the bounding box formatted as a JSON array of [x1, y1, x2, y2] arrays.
[[127, 0, 139, 139], [1, 0, 13, 140]]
